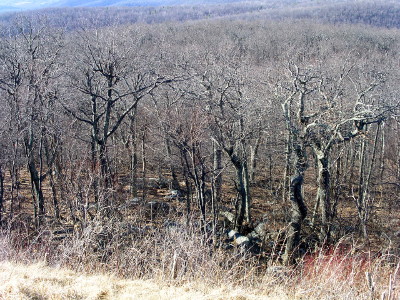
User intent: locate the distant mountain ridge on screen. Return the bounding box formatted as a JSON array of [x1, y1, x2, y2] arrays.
[[0, 0, 245, 13], [1, 0, 399, 30]]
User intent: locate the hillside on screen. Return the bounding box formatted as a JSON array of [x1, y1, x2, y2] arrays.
[[1, 0, 400, 29], [0, 0, 254, 13], [0, 0, 400, 299]]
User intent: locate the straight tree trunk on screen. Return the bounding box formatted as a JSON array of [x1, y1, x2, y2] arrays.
[[233, 160, 251, 232], [249, 136, 261, 183], [269, 153, 273, 191], [183, 143, 207, 232], [141, 129, 147, 200], [44, 135, 60, 220], [130, 146, 138, 198], [212, 142, 222, 237], [357, 124, 380, 239], [196, 177, 207, 233], [25, 128, 46, 227], [179, 148, 191, 223], [243, 162, 251, 224], [99, 143, 110, 188], [10, 142, 20, 218], [213, 144, 222, 205], [0, 165, 4, 225], [331, 155, 342, 222], [128, 109, 139, 198], [49, 169, 60, 220], [28, 161, 45, 227], [379, 122, 385, 200], [91, 136, 100, 205], [317, 155, 331, 241], [357, 135, 368, 238], [282, 132, 291, 204], [166, 137, 180, 190]]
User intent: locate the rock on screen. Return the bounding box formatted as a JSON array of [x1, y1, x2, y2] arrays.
[[228, 229, 240, 240], [247, 231, 259, 240], [246, 221, 268, 241], [254, 222, 268, 238], [164, 189, 183, 200], [235, 235, 250, 246], [224, 229, 264, 254], [227, 230, 250, 246], [221, 211, 235, 226]]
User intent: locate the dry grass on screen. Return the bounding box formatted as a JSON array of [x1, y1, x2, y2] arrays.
[[1, 219, 400, 300], [0, 254, 398, 300], [0, 261, 289, 300]]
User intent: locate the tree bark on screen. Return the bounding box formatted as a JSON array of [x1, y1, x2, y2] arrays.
[[0, 165, 4, 225], [249, 136, 261, 183], [357, 124, 380, 238], [49, 169, 60, 220], [212, 142, 222, 236], [130, 143, 138, 198], [379, 122, 385, 200], [231, 156, 251, 232], [213, 144, 222, 205], [283, 144, 307, 265], [25, 127, 46, 227], [141, 128, 147, 201], [10, 142, 20, 219], [357, 134, 368, 238], [282, 130, 291, 205], [166, 137, 180, 190], [314, 149, 331, 241], [27, 159, 45, 227], [180, 148, 191, 221], [129, 111, 138, 198]]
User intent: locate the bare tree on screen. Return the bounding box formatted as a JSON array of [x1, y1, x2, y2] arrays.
[[279, 54, 394, 259], [0, 17, 64, 226], [62, 27, 170, 214]]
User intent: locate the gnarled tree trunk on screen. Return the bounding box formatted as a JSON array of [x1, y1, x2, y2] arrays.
[[283, 144, 308, 265]]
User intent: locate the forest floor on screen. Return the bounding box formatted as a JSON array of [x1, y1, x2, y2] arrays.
[[1, 171, 400, 299]]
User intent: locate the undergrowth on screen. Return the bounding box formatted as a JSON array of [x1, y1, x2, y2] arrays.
[[1, 218, 399, 299]]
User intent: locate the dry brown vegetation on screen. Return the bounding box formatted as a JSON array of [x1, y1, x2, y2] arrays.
[[0, 1, 400, 299], [0, 261, 273, 300], [1, 228, 400, 299]]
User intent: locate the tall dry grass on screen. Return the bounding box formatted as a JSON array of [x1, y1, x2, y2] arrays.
[[0, 217, 399, 299]]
